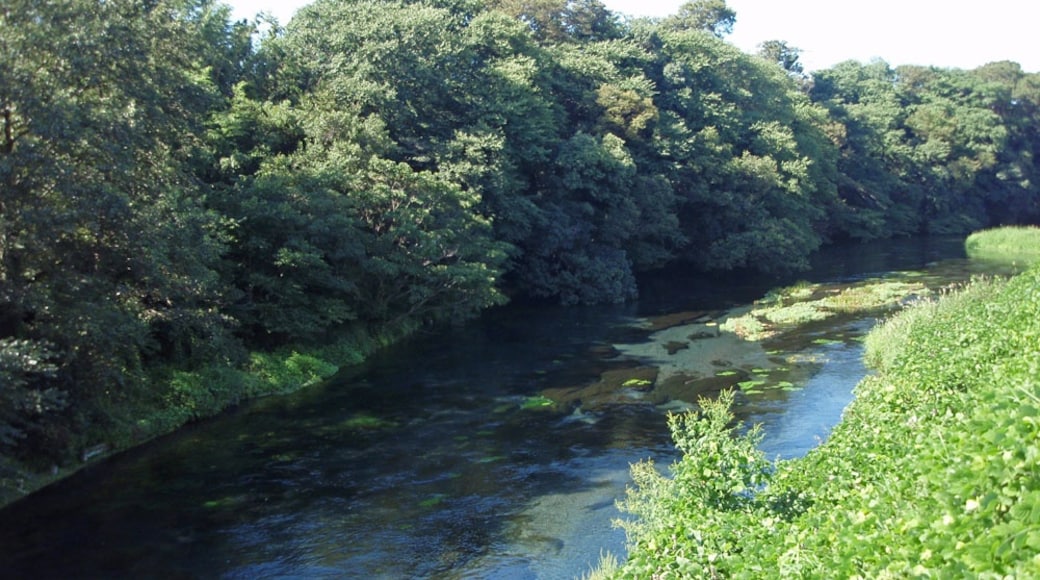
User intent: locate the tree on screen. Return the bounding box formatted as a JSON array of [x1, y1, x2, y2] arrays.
[[664, 0, 736, 37], [485, 0, 621, 44], [809, 60, 924, 238], [645, 24, 839, 272], [212, 0, 512, 337], [758, 39, 804, 77], [0, 0, 234, 461]]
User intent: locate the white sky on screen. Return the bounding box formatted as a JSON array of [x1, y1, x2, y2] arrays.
[[227, 0, 1039, 73]]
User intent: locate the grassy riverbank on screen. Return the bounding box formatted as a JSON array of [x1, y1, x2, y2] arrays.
[[965, 225, 1040, 267], [0, 321, 415, 508], [599, 260, 1040, 576]]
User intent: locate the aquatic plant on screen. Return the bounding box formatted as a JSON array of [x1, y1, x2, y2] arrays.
[[720, 278, 928, 342], [520, 395, 555, 410]]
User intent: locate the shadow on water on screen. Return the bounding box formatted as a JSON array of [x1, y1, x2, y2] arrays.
[[0, 236, 1003, 579]]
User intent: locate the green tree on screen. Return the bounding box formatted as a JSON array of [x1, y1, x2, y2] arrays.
[[212, 0, 512, 337], [485, 0, 621, 44], [0, 0, 234, 461], [663, 0, 736, 37], [646, 24, 840, 272], [810, 60, 923, 238], [758, 39, 804, 77]]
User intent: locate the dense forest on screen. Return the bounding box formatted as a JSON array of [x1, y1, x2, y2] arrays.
[[2, 0, 1039, 489]]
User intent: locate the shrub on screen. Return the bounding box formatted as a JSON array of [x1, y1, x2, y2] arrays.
[[249, 351, 339, 396]]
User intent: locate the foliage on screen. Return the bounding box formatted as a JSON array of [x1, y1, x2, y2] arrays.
[[965, 226, 1040, 267], [0, 340, 63, 447], [614, 390, 793, 577], [0, 0, 236, 465], [757, 40, 804, 77], [811, 60, 1040, 238], [2, 0, 1040, 504], [662, 0, 737, 37], [606, 264, 1040, 577]]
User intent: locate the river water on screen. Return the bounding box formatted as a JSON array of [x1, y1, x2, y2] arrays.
[[0, 236, 992, 579]]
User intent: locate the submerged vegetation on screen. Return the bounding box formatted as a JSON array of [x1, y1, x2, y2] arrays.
[[720, 278, 929, 341], [604, 261, 1040, 576], [2, 0, 1040, 503]]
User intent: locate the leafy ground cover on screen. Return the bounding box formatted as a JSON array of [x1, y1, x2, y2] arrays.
[[595, 264, 1040, 577]]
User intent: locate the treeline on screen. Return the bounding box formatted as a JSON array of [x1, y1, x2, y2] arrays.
[[2, 0, 1039, 476]]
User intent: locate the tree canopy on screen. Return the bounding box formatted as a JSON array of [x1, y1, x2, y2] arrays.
[[1, 0, 1038, 475]]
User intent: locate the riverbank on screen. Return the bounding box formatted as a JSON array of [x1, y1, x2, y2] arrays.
[[0, 320, 416, 508], [601, 261, 1040, 576], [965, 225, 1040, 267]]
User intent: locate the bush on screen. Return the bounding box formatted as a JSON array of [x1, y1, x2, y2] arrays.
[[249, 351, 339, 396]]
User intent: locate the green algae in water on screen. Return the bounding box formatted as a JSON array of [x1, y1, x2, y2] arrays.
[[342, 414, 396, 430], [775, 381, 803, 392], [622, 378, 652, 388], [738, 380, 767, 390], [715, 370, 739, 377], [203, 495, 248, 510], [812, 338, 843, 346], [521, 395, 554, 410], [420, 494, 447, 508], [751, 368, 770, 374]]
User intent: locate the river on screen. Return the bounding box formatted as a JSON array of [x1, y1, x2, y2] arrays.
[[0, 236, 994, 578]]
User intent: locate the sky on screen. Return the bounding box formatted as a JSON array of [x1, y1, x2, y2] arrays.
[[226, 0, 1040, 73]]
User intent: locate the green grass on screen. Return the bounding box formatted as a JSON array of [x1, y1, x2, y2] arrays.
[[604, 265, 1040, 578], [965, 226, 1040, 267]]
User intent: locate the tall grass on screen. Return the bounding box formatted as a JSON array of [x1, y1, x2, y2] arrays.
[[965, 225, 1040, 266]]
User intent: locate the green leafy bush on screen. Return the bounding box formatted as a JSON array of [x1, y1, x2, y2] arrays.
[[249, 351, 339, 395]]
